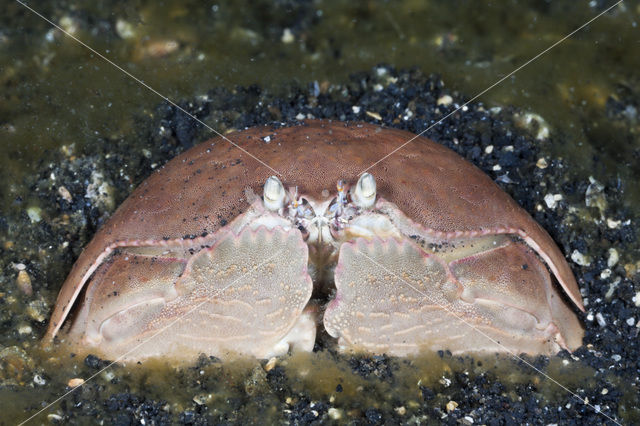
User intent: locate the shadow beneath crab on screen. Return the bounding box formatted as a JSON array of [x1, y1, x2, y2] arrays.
[[33, 342, 604, 425]]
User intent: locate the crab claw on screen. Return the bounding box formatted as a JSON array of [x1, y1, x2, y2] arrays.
[[263, 176, 286, 211], [351, 173, 376, 209]]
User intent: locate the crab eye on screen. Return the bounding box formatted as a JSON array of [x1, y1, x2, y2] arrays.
[[263, 176, 286, 211], [352, 173, 376, 209]]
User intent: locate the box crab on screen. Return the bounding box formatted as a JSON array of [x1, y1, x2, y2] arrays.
[[45, 120, 584, 361]]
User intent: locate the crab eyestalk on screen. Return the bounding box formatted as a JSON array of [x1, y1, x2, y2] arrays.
[[351, 173, 377, 209], [336, 180, 345, 192], [263, 176, 286, 211], [327, 180, 349, 217]]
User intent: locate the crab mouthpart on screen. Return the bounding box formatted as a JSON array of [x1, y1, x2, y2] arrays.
[[264, 175, 380, 250]]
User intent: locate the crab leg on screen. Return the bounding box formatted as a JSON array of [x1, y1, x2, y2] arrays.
[[81, 226, 314, 361], [376, 199, 584, 311], [44, 232, 228, 340]]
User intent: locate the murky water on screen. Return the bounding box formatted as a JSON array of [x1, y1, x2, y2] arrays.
[[4, 1, 640, 205], [1, 0, 639, 424]]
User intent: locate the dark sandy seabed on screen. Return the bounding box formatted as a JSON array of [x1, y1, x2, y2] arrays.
[[1, 1, 640, 425]]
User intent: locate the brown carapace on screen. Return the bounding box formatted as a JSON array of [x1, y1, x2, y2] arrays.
[[45, 120, 583, 361]]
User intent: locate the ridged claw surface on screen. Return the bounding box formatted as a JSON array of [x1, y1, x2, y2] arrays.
[[66, 226, 314, 361], [324, 236, 582, 356]]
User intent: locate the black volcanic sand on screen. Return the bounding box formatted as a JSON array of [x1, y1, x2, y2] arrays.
[[1, 67, 638, 424]]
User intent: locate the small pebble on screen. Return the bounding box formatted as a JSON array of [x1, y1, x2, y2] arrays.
[[18, 324, 32, 335], [26, 299, 47, 322], [59, 16, 78, 35], [626, 317, 635, 326], [484, 145, 493, 154], [607, 218, 621, 229], [264, 357, 277, 372], [394, 406, 406, 415], [193, 394, 212, 405], [571, 250, 591, 266], [142, 40, 179, 58], [496, 174, 514, 184], [437, 95, 453, 106], [595, 312, 606, 327], [585, 176, 607, 214], [85, 171, 115, 211], [115, 19, 136, 39], [514, 112, 550, 140], [26, 207, 42, 223], [611, 354, 621, 362], [16, 270, 33, 296], [281, 28, 294, 44], [446, 400, 458, 412], [464, 416, 475, 424], [352, 105, 361, 114], [544, 193, 563, 209], [366, 111, 381, 120], [328, 408, 343, 420], [101, 370, 115, 382], [536, 158, 548, 169], [68, 378, 85, 387], [544, 194, 557, 209], [492, 164, 501, 171], [607, 248, 619, 268], [60, 144, 74, 157], [33, 374, 46, 386], [605, 278, 620, 299], [58, 186, 72, 202]]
